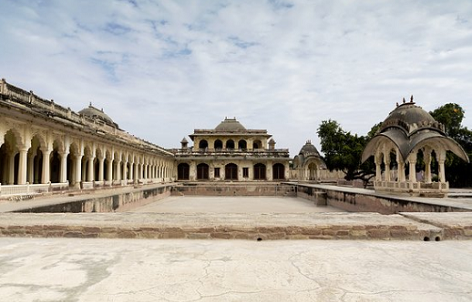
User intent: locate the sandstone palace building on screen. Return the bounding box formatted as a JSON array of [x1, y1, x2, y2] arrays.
[[173, 117, 290, 181], [0, 79, 299, 197]]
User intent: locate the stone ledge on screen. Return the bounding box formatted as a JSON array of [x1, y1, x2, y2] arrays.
[[400, 212, 472, 240], [0, 212, 446, 241]]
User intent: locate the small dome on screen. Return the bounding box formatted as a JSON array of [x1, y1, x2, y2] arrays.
[[79, 103, 115, 126], [299, 140, 321, 157], [215, 117, 246, 132]]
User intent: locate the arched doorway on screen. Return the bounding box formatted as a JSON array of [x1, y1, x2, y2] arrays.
[[214, 139, 223, 150], [238, 140, 247, 150], [226, 140, 235, 150], [199, 140, 208, 150], [253, 163, 266, 180], [253, 140, 262, 149], [177, 163, 190, 180], [272, 163, 285, 180], [197, 163, 209, 180], [225, 163, 238, 180]]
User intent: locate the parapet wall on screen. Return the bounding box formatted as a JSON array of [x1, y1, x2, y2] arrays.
[[295, 183, 469, 214], [13, 184, 172, 213], [173, 183, 297, 197]]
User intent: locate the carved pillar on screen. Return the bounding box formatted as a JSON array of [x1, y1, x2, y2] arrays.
[[98, 157, 104, 181], [384, 154, 391, 182], [107, 158, 113, 182], [18, 148, 28, 185], [41, 148, 52, 184], [424, 149, 432, 183], [87, 156, 94, 181], [116, 160, 122, 181], [374, 154, 382, 181], [8, 153, 15, 184], [130, 162, 134, 182], [59, 152, 68, 183], [27, 152, 34, 184], [74, 154, 83, 186]]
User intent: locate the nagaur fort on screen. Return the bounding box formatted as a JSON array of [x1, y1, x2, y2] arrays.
[[0, 78, 472, 242], [0, 78, 468, 198]]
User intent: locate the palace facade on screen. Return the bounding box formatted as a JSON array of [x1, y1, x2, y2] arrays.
[[173, 117, 290, 181]]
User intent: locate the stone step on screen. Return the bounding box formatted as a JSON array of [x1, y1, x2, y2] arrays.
[[0, 212, 455, 241]]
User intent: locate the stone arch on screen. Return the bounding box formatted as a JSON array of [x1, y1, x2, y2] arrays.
[[0, 130, 20, 184], [199, 140, 208, 150], [253, 163, 266, 180], [253, 140, 262, 149], [28, 135, 44, 184], [272, 163, 285, 180], [197, 163, 209, 180], [214, 139, 223, 150], [238, 140, 247, 150], [178, 163, 189, 180], [226, 140, 235, 149], [225, 163, 238, 180]]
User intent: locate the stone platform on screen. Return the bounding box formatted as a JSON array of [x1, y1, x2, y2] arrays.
[[0, 211, 461, 241]]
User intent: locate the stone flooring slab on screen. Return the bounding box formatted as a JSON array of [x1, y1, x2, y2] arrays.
[[129, 196, 343, 213], [0, 238, 471, 302], [401, 212, 472, 239]]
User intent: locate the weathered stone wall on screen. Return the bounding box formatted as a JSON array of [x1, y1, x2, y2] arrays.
[[14, 185, 172, 213], [173, 183, 297, 197], [296, 184, 469, 214]]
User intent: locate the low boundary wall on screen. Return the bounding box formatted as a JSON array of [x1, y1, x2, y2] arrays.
[[295, 183, 471, 214], [12, 184, 173, 213]]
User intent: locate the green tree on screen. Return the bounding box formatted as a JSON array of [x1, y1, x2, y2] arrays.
[[430, 103, 472, 187], [430, 103, 465, 138], [317, 120, 375, 186]]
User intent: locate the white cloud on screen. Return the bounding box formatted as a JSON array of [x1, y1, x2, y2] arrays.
[[1, 0, 472, 156]]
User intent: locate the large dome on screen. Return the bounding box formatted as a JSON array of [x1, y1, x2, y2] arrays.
[[215, 117, 246, 132], [380, 101, 442, 135], [79, 104, 115, 126]]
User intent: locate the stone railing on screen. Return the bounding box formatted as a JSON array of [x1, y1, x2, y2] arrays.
[[173, 148, 290, 157], [374, 181, 449, 196], [0, 182, 69, 197]]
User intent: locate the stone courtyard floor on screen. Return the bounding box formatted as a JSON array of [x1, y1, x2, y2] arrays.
[[0, 237, 471, 302], [129, 196, 344, 213]]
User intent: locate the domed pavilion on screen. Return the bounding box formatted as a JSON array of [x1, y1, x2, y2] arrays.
[[362, 98, 469, 197], [292, 140, 326, 182]]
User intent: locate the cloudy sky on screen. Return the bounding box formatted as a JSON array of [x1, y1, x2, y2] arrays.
[[1, 0, 471, 156]]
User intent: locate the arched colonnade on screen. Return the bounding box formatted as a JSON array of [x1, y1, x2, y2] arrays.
[[0, 122, 174, 189]]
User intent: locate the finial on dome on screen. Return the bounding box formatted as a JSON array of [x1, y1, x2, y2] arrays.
[[89, 102, 92, 107], [410, 95, 414, 102], [402, 97, 406, 104]]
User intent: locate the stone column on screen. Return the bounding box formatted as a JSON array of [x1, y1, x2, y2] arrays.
[[8, 153, 15, 184], [87, 156, 94, 181], [424, 150, 432, 183], [384, 156, 391, 182], [408, 160, 416, 182], [74, 154, 83, 186], [107, 158, 113, 182], [59, 151, 68, 183], [98, 157, 104, 181], [374, 154, 382, 181], [130, 162, 134, 182], [144, 163, 148, 180], [438, 160, 446, 183], [116, 160, 122, 181], [18, 148, 28, 185], [41, 148, 52, 184], [27, 153, 34, 184]]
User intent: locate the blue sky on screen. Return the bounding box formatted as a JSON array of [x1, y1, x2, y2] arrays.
[[1, 0, 471, 156]]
